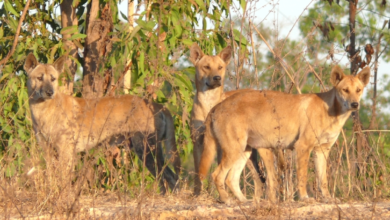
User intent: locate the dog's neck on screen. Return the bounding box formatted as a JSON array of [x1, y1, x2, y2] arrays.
[[28, 93, 61, 118], [318, 88, 353, 120], [197, 84, 223, 104], [192, 84, 224, 123]]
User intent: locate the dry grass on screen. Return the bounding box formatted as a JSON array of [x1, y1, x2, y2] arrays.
[[2, 188, 390, 219]]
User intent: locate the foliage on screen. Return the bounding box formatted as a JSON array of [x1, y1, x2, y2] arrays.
[[0, 0, 390, 213], [0, 0, 245, 187]]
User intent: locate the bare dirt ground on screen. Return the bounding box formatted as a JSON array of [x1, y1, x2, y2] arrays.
[[3, 190, 390, 219]]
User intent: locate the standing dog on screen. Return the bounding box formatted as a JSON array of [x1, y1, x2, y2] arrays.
[[199, 66, 370, 203], [189, 43, 263, 196], [24, 54, 180, 193]]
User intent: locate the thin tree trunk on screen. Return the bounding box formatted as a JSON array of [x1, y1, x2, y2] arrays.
[[83, 0, 113, 98], [348, 0, 367, 178], [349, 0, 359, 75], [124, 0, 134, 94], [60, 0, 79, 95], [369, 34, 383, 129]]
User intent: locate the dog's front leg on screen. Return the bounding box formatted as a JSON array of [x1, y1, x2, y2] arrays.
[[313, 144, 334, 203], [296, 142, 315, 203], [192, 130, 204, 195], [57, 146, 75, 181]]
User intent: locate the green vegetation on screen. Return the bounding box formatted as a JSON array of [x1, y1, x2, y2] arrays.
[[0, 0, 389, 216]]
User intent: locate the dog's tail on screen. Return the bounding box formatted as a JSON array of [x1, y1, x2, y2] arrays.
[[162, 107, 181, 176], [198, 115, 217, 180]]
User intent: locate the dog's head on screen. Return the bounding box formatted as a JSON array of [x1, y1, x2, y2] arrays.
[[331, 65, 370, 112], [189, 43, 232, 90], [24, 54, 66, 102]]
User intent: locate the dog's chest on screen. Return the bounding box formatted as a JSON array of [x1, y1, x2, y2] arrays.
[[316, 130, 341, 146]]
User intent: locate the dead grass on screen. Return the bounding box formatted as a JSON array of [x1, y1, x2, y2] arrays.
[[2, 189, 390, 219]]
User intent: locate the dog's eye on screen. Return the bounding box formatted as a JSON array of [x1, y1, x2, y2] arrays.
[[51, 77, 56, 82], [218, 66, 223, 70], [37, 76, 43, 81], [204, 66, 210, 70], [356, 88, 361, 93], [343, 88, 349, 93]]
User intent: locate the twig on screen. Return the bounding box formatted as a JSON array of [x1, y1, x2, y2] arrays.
[[355, 130, 390, 133], [280, 0, 315, 51], [0, 0, 31, 66], [0, 185, 25, 218], [341, 129, 351, 196], [307, 63, 327, 90], [249, 20, 258, 88], [251, 24, 302, 94], [105, 60, 134, 96], [333, 140, 344, 198]]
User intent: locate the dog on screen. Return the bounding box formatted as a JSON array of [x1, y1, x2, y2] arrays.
[[189, 43, 264, 196], [199, 66, 370, 203], [24, 53, 180, 194]]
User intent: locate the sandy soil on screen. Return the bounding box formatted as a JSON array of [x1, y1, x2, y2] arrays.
[[4, 190, 390, 219]]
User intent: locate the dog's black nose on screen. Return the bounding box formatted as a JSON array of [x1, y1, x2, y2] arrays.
[[213, 75, 221, 81], [351, 102, 359, 108], [46, 90, 53, 97]]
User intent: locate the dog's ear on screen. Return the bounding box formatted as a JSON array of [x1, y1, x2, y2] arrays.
[[189, 43, 204, 65], [53, 55, 67, 74], [357, 66, 370, 86], [24, 53, 39, 75], [218, 45, 232, 65], [330, 65, 345, 86]]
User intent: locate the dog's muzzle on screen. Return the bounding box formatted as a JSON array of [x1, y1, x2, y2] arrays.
[[41, 89, 54, 99], [350, 102, 359, 110], [206, 75, 222, 88]]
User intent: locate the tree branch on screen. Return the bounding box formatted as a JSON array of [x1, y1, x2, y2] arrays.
[[0, 0, 31, 66]]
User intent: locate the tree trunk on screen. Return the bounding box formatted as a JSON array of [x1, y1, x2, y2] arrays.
[[348, 1, 359, 75], [83, 0, 113, 98], [124, 0, 134, 94], [348, 0, 367, 178], [369, 35, 382, 129], [59, 0, 79, 95]]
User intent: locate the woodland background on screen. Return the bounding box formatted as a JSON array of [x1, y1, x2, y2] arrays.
[[0, 0, 390, 218]]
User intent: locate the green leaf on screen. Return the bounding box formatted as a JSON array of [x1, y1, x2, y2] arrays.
[[128, 26, 141, 40], [120, 11, 128, 22], [216, 33, 226, 48], [239, 0, 247, 10], [195, 0, 206, 11], [60, 25, 79, 35], [0, 27, 3, 39], [70, 33, 87, 40], [233, 29, 248, 46], [136, 19, 156, 32], [5, 0, 20, 17], [182, 39, 193, 46], [8, 16, 18, 32], [174, 73, 192, 91], [139, 51, 145, 74], [0, 73, 10, 84]]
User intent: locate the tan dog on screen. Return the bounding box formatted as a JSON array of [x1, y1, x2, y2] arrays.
[[199, 66, 370, 203], [189, 43, 264, 196], [24, 54, 180, 193]]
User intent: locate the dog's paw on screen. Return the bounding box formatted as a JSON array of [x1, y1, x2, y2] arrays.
[[300, 197, 316, 204], [320, 197, 340, 204]]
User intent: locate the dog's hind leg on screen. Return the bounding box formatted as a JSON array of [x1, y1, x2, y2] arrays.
[[212, 144, 243, 204], [130, 135, 167, 195], [156, 141, 179, 192], [225, 147, 252, 203], [258, 148, 278, 203]]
